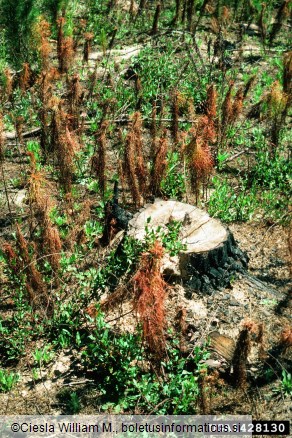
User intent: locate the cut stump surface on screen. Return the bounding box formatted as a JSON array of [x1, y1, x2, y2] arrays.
[[128, 200, 248, 294]]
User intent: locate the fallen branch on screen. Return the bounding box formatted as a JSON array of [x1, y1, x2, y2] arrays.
[[225, 149, 255, 162], [4, 127, 41, 140]]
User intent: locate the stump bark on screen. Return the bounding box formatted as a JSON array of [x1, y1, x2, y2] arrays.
[[128, 199, 248, 294]]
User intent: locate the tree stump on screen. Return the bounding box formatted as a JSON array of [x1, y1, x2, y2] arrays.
[[128, 199, 248, 294]]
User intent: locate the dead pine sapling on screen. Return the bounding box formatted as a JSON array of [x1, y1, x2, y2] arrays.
[[83, 32, 94, 64], [133, 241, 167, 357], [91, 120, 109, 198], [185, 118, 214, 204], [123, 112, 147, 207], [150, 133, 168, 196]]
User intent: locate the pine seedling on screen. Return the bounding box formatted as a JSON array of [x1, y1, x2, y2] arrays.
[[123, 112, 147, 207], [19, 63, 31, 93], [15, 116, 24, 146], [38, 18, 51, 70], [50, 97, 63, 153], [3, 68, 13, 101], [57, 18, 74, 73], [266, 81, 288, 152], [124, 127, 141, 207], [57, 17, 65, 69], [16, 224, 48, 309], [68, 73, 82, 129], [256, 323, 267, 360], [133, 241, 167, 356], [27, 152, 44, 207], [206, 84, 217, 120], [189, 139, 213, 203], [0, 113, 4, 162], [221, 5, 230, 26], [50, 101, 79, 194], [27, 152, 62, 273], [150, 134, 168, 196], [60, 36, 74, 73], [231, 88, 244, 122], [32, 16, 51, 70], [185, 119, 214, 203], [279, 326, 292, 352], [133, 112, 147, 196], [37, 68, 59, 154], [2, 243, 21, 274], [283, 51, 292, 95], [221, 81, 234, 126], [83, 32, 94, 63], [39, 197, 62, 272], [210, 17, 220, 34], [58, 124, 79, 194], [171, 89, 179, 144], [91, 120, 109, 198], [258, 3, 267, 47], [243, 75, 256, 98], [65, 199, 92, 249]]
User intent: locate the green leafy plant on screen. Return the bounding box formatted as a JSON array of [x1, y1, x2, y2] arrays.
[[144, 218, 186, 256], [208, 177, 259, 223], [82, 311, 209, 414], [161, 152, 185, 199], [280, 370, 292, 397], [0, 368, 19, 392], [160, 221, 187, 256], [32, 344, 54, 367]]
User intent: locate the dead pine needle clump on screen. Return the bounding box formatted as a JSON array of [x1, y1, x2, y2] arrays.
[[57, 17, 74, 73], [184, 117, 214, 203], [68, 73, 83, 129], [83, 32, 94, 64], [279, 326, 292, 352], [36, 196, 62, 273], [26, 155, 62, 273], [206, 83, 217, 120], [133, 241, 167, 357], [123, 112, 147, 207], [0, 113, 5, 161], [50, 102, 80, 194], [15, 224, 50, 311], [3, 68, 13, 101], [91, 120, 109, 198], [19, 63, 31, 93]]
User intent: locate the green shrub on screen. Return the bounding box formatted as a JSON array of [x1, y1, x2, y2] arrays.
[[82, 311, 208, 414]]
